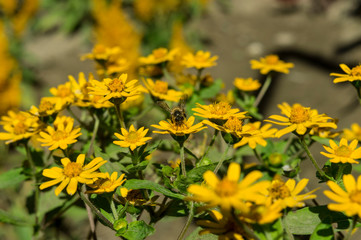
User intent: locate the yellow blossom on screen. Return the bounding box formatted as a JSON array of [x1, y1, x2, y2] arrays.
[[321, 138, 361, 164], [265, 102, 337, 138], [181, 50, 218, 69], [237, 201, 283, 225], [49, 82, 75, 109], [187, 162, 270, 211], [30, 97, 60, 117], [250, 54, 294, 74], [143, 78, 183, 102], [233, 122, 277, 149], [114, 124, 152, 151], [330, 63, 361, 83], [53, 116, 74, 129], [343, 123, 361, 142], [152, 116, 206, 136], [324, 174, 361, 217], [39, 154, 106, 196], [168, 158, 181, 168], [234, 77, 261, 92], [81, 44, 121, 62], [86, 172, 126, 194], [139, 48, 178, 65], [202, 116, 244, 137]]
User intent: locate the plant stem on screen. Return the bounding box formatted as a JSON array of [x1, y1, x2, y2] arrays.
[[198, 129, 218, 166], [67, 106, 89, 129], [179, 142, 186, 177], [114, 103, 125, 129], [195, 68, 203, 92], [214, 143, 231, 174], [345, 215, 358, 240], [87, 114, 100, 158], [252, 148, 262, 163], [254, 74, 272, 107], [110, 196, 119, 220], [177, 202, 194, 240]]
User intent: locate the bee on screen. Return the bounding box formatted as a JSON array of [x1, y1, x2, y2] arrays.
[[157, 96, 187, 127]]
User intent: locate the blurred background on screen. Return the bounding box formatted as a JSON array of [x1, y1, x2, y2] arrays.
[[2, 0, 361, 239]]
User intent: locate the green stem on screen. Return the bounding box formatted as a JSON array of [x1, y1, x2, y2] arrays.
[[177, 202, 194, 240], [254, 74, 272, 107], [114, 103, 125, 129], [252, 148, 262, 163], [345, 215, 358, 240], [198, 129, 218, 166], [336, 164, 346, 181], [110, 196, 119, 220], [180, 142, 186, 177], [214, 143, 231, 174], [195, 68, 204, 92], [67, 106, 89, 129], [87, 114, 100, 158]]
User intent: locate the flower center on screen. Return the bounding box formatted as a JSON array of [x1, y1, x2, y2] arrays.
[[93, 44, 106, 54], [289, 105, 310, 123], [210, 101, 231, 115], [57, 85, 72, 98], [351, 65, 361, 77], [335, 145, 352, 157], [39, 100, 54, 113], [265, 55, 279, 65], [154, 80, 168, 94], [14, 122, 28, 135], [224, 116, 242, 132], [126, 131, 140, 143], [52, 130, 67, 141], [194, 53, 207, 63], [108, 78, 125, 92], [63, 162, 82, 178], [268, 180, 291, 200], [350, 190, 361, 204], [215, 178, 238, 197], [152, 48, 167, 59]]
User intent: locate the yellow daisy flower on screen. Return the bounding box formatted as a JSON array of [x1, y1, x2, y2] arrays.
[[39, 154, 106, 196], [139, 48, 178, 65], [192, 101, 248, 123], [113, 124, 152, 151], [0, 111, 39, 144], [187, 162, 270, 211], [53, 116, 74, 129], [233, 122, 277, 149], [143, 78, 183, 102], [215, 90, 235, 105], [321, 138, 361, 164], [168, 158, 181, 168], [263, 177, 317, 208], [37, 121, 82, 150], [152, 116, 206, 136], [86, 172, 126, 194], [202, 116, 244, 137], [237, 202, 283, 225], [196, 210, 246, 240], [88, 73, 139, 103], [250, 54, 294, 75], [49, 82, 75, 109], [343, 123, 361, 142], [181, 50, 218, 69], [81, 44, 121, 62], [324, 174, 361, 217], [30, 97, 60, 117], [265, 102, 337, 138], [233, 77, 261, 92], [330, 63, 361, 83]]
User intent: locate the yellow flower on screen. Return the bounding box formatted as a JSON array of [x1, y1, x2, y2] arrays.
[[139, 48, 178, 65], [113, 124, 152, 151], [324, 174, 361, 217], [152, 116, 206, 136], [181, 50, 218, 69], [196, 210, 246, 240], [187, 162, 270, 211], [143, 78, 183, 102], [0, 110, 39, 144], [202, 116, 244, 137], [86, 172, 126, 194], [321, 138, 361, 164], [343, 123, 361, 142], [88, 73, 139, 102], [49, 82, 75, 109], [81, 44, 122, 61], [30, 97, 60, 117], [192, 101, 248, 123], [263, 177, 317, 208], [233, 77, 261, 92], [53, 116, 74, 129], [265, 102, 337, 138], [330, 63, 361, 83], [237, 202, 283, 225], [168, 158, 181, 168], [39, 154, 106, 196], [233, 122, 277, 149], [215, 90, 235, 105], [38, 121, 81, 150], [250, 54, 294, 75]]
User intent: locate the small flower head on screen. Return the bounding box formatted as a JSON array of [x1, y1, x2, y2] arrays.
[[39, 154, 106, 196], [203, 116, 244, 137], [81, 44, 121, 62], [86, 172, 126, 194], [324, 174, 361, 217], [152, 116, 207, 137], [343, 123, 361, 142], [37, 121, 81, 150], [30, 97, 60, 117], [139, 48, 178, 65], [113, 124, 152, 151], [88, 73, 139, 103], [181, 50, 218, 69], [187, 162, 270, 211], [234, 122, 277, 149], [250, 54, 294, 75], [330, 64, 361, 83], [49, 82, 75, 109], [237, 201, 283, 225], [321, 138, 361, 164], [234, 77, 261, 92], [143, 78, 183, 102], [266, 102, 337, 138]]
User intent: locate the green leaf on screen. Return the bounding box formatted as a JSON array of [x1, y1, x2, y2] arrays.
[[311, 136, 333, 146], [199, 79, 223, 99], [0, 168, 28, 189], [124, 179, 184, 200], [253, 218, 284, 240], [126, 160, 150, 173], [310, 222, 334, 240], [0, 209, 29, 226], [117, 220, 155, 240], [186, 227, 218, 240]]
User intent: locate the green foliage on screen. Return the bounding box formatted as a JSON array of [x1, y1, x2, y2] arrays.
[[116, 220, 155, 240], [0, 168, 28, 189]]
